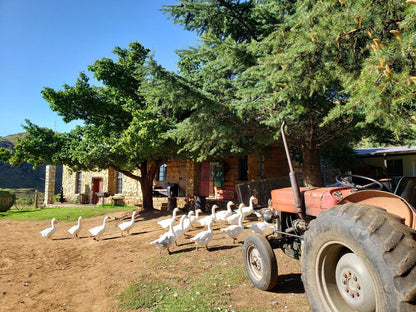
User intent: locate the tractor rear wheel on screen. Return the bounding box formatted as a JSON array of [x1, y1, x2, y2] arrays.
[[301, 203, 416, 312], [243, 233, 278, 290]]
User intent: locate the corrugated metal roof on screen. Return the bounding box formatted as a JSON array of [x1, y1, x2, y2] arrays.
[[355, 146, 416, 157]]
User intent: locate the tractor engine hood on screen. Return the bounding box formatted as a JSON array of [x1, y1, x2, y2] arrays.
[[271, 186, 353, 217]]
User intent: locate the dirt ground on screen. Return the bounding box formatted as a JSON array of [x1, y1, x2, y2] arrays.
[[0, 209, 310, 312]]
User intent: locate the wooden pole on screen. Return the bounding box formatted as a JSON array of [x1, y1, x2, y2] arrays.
[[34, 189, 39, 209]]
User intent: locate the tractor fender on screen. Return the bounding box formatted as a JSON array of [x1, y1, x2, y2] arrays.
[[338, 190, 416, 229]]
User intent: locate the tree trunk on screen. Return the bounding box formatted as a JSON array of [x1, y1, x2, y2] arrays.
[[302, 144, 323, 187], [140, 176, 154, 211], [139, 159, 165, 211]]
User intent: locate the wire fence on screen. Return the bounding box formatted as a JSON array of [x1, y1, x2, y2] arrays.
[[9, 189, 44, 210]]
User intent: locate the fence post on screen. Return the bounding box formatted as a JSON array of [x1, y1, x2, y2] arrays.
[[34, 189, 39, 208]]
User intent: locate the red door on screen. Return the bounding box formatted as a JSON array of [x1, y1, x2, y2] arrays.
[[200, 162, 210, 196], [92, 178, 103, 204]]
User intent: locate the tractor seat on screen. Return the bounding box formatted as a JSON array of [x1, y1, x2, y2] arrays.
[[394, 177, 416, 208]]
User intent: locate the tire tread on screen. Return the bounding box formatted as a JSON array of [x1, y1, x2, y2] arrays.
[[306, 203, 416, 309]]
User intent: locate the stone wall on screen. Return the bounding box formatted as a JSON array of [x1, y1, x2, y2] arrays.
[[62, 167, 108, 204], [185, 160, 200, 197], [110, 168, 141, 205], [154, 160, 188, 197], [62, 167, 142, 205]]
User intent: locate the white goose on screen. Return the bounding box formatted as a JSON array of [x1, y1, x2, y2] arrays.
[[88, 216, 109, 241], [220, 214, 244, 244], [247, 221, 274, 235], [40, 218, 56, 238], [182, 210, 195, 233], [215, 201, 234, 222], [184, 209, 201, 237], [157, 207, 179, 229], [189, 209, 203, 226], [150, 219, 176, 255], [68, 216, 82, 239], [241, 196, 257, 218], [198, 205, 218, 226], [173, 214, 187, 245], [226, 203, 244, 225], [118, 211, 137, 236], [190, 219, 214, 251]]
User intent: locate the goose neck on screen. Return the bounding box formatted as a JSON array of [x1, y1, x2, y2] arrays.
[[238, 215, 243, 226], [168, 221, 174, 233], [172, 208, 178, 218]]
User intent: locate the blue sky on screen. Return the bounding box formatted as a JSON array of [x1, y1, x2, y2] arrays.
[[0, 0, 198, 137]]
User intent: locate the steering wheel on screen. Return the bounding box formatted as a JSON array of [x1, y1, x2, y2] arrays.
[[335, 174, 384, 190]]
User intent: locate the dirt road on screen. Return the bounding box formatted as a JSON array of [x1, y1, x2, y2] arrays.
[[0, 209, 309, 311]]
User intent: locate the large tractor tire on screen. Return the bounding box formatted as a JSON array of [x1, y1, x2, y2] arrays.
[[243, 233, 278, 290], [302, 203, 416, 312]]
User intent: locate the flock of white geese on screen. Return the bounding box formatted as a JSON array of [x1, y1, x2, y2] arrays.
[[39, 211, 137, 241], [40, 195, 273, 254], [150, 195, 273, 254]]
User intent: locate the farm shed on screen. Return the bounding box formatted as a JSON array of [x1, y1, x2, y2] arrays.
[[352, 146, 416, 188]]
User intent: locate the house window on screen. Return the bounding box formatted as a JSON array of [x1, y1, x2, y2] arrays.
[[238, 157, 248, 181], [387, 159, 403, 177], [115, 172, 123, 194], [75, 172, 82, 194], [158, 163, 167, 182]]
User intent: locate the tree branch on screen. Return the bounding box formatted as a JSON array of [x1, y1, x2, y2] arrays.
[[217, 0, 257, 40], [315, 116, 354, 148], [109, 164, 142, 183]]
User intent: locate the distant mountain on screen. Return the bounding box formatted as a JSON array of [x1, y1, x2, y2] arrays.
[[0, 134, 62, 192], [0, 140, 14, 151], [0, 133, 26, 146]]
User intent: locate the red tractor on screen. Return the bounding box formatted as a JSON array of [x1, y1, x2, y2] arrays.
[[243, 123, 416, 312]]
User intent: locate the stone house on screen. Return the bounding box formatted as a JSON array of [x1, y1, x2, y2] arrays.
[[61, 143, 289, 207]]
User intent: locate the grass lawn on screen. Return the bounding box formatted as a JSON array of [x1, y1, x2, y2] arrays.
[[0, 204, 136, 222], [117, 253, 260, 312]]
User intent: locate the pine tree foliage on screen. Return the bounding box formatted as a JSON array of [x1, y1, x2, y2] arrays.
[[163, 0, 416, 186], [339, 0, 416, 140]]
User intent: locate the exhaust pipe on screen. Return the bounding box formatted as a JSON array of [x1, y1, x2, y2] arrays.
[[280, 122, 305, 217]]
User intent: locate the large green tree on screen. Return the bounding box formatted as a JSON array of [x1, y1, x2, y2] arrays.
[[6, 42, 179, 210], [155, 0, 286, 161], [162, 0, 416, 186]]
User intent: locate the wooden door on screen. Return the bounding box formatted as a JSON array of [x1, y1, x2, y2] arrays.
[[92, 178, 103, 204]]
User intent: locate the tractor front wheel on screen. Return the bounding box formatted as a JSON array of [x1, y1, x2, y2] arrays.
[[302, 203, 416, 312], [243, 233, 278, 290]]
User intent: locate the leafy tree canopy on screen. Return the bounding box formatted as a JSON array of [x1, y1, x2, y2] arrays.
[[6, 42, 181, 210], [162, 0, 416, 186]]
